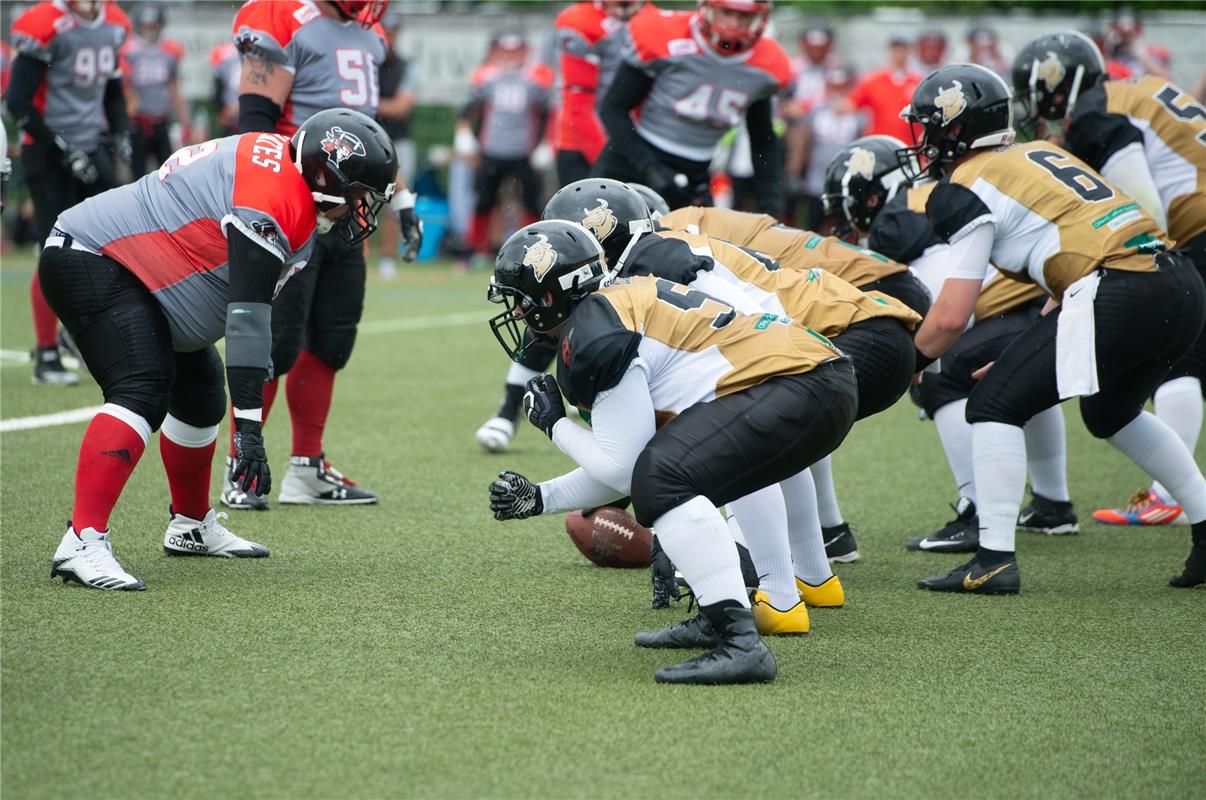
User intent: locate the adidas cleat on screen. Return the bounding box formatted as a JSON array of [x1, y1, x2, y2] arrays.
[[908, 497, 978, 552], [796, 575, 844, 608], [277, 455, 378, 505], [31, 347, 80, 386], [475, 417, 515, 454], [1092, 488, 1186, 527], [823, 523, 859, 563], [1018, 492, 1079, 535], [654, 604, 776, 685], [164, 508, 269, 558], [220, 456, 270, 511], [51, 526, 144, 591], [917, 554, 1020, 595], [751, 590, 810, 635]]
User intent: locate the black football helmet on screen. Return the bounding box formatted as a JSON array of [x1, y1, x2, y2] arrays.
[[488, 220, 609, 360], [292, 109, 398, 245], [822, 135, 915, 236], [899, 63, 1016, 181], [543, 179, 653, 274], [1012, 31, 1106, 139], [627, 182, 671, 221]]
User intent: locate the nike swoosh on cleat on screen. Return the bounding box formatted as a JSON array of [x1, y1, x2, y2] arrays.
[[962, 562, 1014, 590]]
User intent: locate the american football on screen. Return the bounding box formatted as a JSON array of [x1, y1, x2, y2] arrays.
[[565, 507, 653, 568]]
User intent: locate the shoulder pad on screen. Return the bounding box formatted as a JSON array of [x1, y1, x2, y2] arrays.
[[629, 10, 693, 63]]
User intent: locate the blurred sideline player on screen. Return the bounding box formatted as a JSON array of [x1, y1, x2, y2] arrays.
[[121, 5, 191, 176], [373, 12, 418, 279], [1013, 31, 1206, 527], [552, 0, 648, 186], [594, 0, 789, 215], [824, 135, 1078, 553], [209, 41, 242, 137], [224, 0, 421, 510], [455, 33, 553, 263], [41, 109, 396, 590], [7, 0, 132, 386], [899, 64, 1206, 593], [487, 220, 859, 683]]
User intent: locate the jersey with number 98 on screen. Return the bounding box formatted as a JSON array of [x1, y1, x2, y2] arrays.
[[232, 0, 386, 135]]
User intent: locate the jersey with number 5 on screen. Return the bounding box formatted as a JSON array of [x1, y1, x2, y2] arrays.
[[625, 10, 790, 161], [926, 141, 1162, 299], [232, 0, 386, 135], [10, 1, 130, 149], [1064, 76, 1206, 245]]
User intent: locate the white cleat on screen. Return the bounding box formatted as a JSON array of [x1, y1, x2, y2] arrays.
[[475, 417, 515, 453], [277, 455, 378, 505], [51, 527, 145, 590], [219, 456, 270, 511], [163, 508, 270, 558]]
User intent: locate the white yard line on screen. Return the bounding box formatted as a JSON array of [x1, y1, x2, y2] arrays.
[[0, 406, 104, 433]]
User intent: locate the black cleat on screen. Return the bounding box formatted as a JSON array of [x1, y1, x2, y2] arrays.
[[907, 497, 978, 552], [1018, 492, 1079, 535], [1169, 534, 1205, 588], [823, 523, 859, 563], [31, 347, 80, 386], [917, 553, 1020, 595], [635, 612, 717, 649], [654, 603, 777, 685]]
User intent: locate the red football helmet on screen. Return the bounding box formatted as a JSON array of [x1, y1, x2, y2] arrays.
[[331, 0, 389, 28], [696, 0, 770, 54]]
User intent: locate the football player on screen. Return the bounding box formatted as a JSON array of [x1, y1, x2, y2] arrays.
[[224, 0, 421, 510], [899, 64, 1206, 593], [594, 0, 789, 214], [1013, 31, 1206, 527], [40, 109, 396, 590], [7, 0, 133, 386], [487, 220, 859, 683], [824, 135, 1079, 554], [553, 1, 649, 186], [120, 5, 191, 176]]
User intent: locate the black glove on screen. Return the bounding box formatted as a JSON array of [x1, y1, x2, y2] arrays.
[[489, 470, 543, 521], [523, 374, 566, 438], [112, 130, 133, 167], [55, 136, 97, 184], [650, 535, 681, 610], [231, 418, 271, 496], [398, 207, 423, 262]]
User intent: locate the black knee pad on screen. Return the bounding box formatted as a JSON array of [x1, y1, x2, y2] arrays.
[[169, 348, 227, 428], [1080, 400, 1141, 440], [308, 325, 358, 371], [630, 447, 691, 529], [106, 389, 170, 432], [271, 326, 305, 376], [965, 389, 1031, 428], [919, 369, 970, 418]]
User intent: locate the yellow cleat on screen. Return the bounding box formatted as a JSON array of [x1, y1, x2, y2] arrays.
[[751, 590, 810, 636], [796, 575, 845, 608]]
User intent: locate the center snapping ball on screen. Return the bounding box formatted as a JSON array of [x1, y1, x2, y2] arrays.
[[564, 507, 653, 568]]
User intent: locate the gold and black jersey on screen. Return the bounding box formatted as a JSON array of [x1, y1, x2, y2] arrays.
[[660, 206, 907, 287], [555, 275, 842, 413], [928, 141, 1163, 299], [867, 183, 944, 264], [1066, 76, 1206, 245]]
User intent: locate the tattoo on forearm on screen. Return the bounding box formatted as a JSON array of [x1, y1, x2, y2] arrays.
[[245, 56, 275, 86]]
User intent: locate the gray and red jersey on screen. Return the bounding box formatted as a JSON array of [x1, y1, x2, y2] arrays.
[[57, 133, 317, 352], [121, 36, 184, 121], [10, 0, 131, 149], [470, 62, 554, 160], [232, 0, 386, 136], [625, 9, 791, 161]]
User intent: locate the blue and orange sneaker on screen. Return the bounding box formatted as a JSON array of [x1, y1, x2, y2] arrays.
[[1091, 489, 1187, 526]]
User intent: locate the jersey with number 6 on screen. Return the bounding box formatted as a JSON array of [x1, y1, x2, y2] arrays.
[[232, 0, 386, 135], [10, 1, 131, 149], [1064, 76, 1206, 246], [557, 275, 842, 414], [57, 133, 316, 351], [625, 10, 790, 161], [926, 141, 1163, 299]]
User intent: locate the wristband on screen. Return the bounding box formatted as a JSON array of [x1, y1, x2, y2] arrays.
[[390, 188, 416, 211]]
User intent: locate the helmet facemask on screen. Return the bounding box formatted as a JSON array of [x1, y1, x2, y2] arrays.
[[696, 0, 770, 55]]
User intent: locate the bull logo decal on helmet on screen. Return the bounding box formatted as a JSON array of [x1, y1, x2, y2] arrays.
[[320, 126, 367, 166], [1037, 51, 1066, 91], [581, 199, 618, 242], [935, 80, 968, 125], [845, 147, 876, 181], [523, 234, 558, 281]]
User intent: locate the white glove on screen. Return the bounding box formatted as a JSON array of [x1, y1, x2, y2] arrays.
[[454, 127, 479, 158], [530, 141, 554, 170]]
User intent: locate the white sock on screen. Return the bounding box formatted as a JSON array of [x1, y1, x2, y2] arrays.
[[811, 454, 845, 528], [933, 400, 976, 505], [505, 361, 543, 388], [1107, 411, 1206, 524], [780, 468, 832, 585], [971, 422, 1028, 553], [161, 414, 219, 448], [728, 486, 797, 609], [654, 496, 750, 608], [1023, 404, 1069, 502], [1151, 377, 1203, 503], [725, 512, 748, 548]]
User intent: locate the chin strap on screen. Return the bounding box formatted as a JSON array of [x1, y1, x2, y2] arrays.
[[609, 218, 653, 279]]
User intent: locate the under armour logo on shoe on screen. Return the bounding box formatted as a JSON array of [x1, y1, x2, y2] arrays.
[[101, 449, 132, 463]]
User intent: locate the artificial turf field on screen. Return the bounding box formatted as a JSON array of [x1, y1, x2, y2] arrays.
[[1, 249, 1203, 799]]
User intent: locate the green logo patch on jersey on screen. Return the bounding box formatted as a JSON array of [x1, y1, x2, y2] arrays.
[[1123, 231, 1166, 253]]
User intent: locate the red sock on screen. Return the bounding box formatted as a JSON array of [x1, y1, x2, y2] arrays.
[[72, 411, 147, 532], [227, 377, 279, 458], [31, 273, 59, 349], [469, 210, 492, 254], [160, 427, 216, 521], [286, 349, 336, 458]]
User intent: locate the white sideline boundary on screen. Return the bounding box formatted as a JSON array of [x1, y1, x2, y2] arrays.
[[0, 310, 484, 433]]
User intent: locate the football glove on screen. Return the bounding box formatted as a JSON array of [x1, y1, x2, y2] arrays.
[[523, 374, 566, 438], [231, 418, 271, 496], [392, 188, 423, 262], [489, 471, 543, 521], [56, 136, 97, 184], [112, 130, 134, 167]]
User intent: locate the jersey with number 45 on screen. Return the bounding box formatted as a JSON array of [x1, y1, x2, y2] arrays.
[[233, 0, 386, 135]]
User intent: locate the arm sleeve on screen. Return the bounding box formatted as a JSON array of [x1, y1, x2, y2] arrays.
[[1100, 144, 1168, 231], [940, 221, 994, 282], [6, 55, 53, 143], [597, 62, 661, 175], [238, 93, 282, 134], [103, 76, 130, 134], [224, 223, 284, 411], [539, 468, 628, 515], [746, 96, 781, 216]]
